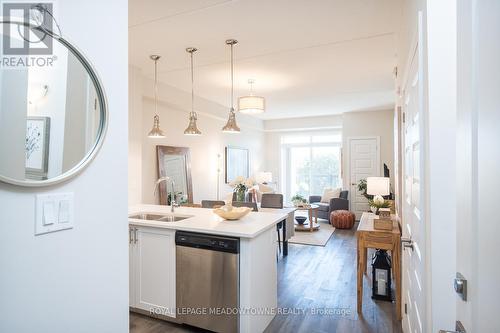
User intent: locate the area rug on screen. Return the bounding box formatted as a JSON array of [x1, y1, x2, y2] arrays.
[[287, 221, 335, 246]]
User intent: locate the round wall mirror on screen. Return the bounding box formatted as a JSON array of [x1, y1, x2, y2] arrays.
[[0, 20, 107, 187]]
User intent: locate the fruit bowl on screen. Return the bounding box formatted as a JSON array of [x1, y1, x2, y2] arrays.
[[213, 206, 252, 220]]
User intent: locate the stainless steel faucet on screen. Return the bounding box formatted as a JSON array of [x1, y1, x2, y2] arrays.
[[154, 177, 179, 212]]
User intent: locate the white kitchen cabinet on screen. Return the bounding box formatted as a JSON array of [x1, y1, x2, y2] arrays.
[[129, 226, 176, 318]]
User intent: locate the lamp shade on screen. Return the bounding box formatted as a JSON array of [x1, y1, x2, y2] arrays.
[[238, 95, 265, 114], [255, 172, 272, 184], [222, 108, 240, 133], [184, 113, 202, 135], [148, 115, 165, 138], [366, 177, 390, 196]]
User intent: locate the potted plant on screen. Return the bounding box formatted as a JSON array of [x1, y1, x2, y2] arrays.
[[167, 191, 184, 206], [357, 179, 373, 200], [229, 176, 255, 202], [291, 194, 307, 207], [168, 192, 188, 205], [368, 196, 391, 214]]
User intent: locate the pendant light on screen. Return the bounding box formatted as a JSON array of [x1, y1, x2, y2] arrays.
[[184, 47, 202, 136], [222, 39, 240, 133], [238, 79, 265, 114], [148, 55, 165, 138]]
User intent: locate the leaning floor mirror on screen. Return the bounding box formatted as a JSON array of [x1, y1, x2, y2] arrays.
[[156, 146, 193, 205], [0, 18, 107, 187]]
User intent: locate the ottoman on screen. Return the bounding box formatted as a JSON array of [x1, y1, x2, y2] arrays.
[[330, 210, 355, 229]]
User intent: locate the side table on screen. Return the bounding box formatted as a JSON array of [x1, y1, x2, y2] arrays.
[[356, 212, 402, 320]]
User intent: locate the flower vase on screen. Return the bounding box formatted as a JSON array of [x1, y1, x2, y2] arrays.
[[235, 189, 246, 202], [370, 206, 378, 214]]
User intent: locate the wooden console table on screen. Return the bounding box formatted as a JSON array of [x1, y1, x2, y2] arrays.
[[356, 212, 402, 320]]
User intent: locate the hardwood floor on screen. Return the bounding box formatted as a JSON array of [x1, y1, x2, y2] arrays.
[[130, 222, 402, 333]]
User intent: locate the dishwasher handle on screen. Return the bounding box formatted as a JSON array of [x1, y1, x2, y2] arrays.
[[175, 231, 240, 254]]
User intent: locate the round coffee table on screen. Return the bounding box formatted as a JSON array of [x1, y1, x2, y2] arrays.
[[294, 204, 320, 232]]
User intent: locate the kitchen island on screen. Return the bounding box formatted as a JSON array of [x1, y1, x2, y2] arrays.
[[128, 204, 288, 333]]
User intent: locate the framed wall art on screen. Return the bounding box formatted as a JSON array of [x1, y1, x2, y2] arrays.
[[225, 146, 249, 183], [25, 116, 50, 180]]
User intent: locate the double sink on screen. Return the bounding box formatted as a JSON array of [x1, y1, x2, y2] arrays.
[[129, 213, 192, 222]]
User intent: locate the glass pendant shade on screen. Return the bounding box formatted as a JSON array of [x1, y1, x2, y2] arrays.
[[148, 54, 165, 138], [222, 108, 240, 133], [222, 39, 240, 133], [184, 47, 202, 136], [148, 115, 165, 138], [184, 113, 202, 135]]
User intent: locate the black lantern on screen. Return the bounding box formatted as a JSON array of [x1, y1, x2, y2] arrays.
[[372, 249, 392, 301]]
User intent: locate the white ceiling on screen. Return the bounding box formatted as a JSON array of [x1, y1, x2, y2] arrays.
[[129, 0, 400, 119]]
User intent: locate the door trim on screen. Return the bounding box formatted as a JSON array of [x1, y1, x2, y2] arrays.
[[345, 136, 381, 212], [400, 10, 429, 332]]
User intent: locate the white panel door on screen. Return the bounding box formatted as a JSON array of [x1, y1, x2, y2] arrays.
[[348, 137, 379, 219], [133, 226, 176, 318], [401, 16, 426, 333]]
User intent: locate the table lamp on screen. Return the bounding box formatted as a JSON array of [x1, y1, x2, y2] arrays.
[[366, 177, 390, 203], [255, 172, 273, 184]]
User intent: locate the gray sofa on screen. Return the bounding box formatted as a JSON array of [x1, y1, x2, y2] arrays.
[[309, 191, 349, 220]]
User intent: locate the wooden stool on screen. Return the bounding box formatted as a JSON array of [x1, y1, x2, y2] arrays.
[[330, 210, 355, 229]]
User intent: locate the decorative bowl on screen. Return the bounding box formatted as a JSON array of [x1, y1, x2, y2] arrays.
[[295, 216, 307, 225], [213, 206, 252, 220]]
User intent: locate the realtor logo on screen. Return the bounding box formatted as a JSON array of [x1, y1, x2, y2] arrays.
[[2, 3, 53, 55]]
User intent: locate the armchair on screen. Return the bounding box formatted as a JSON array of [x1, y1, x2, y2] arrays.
[[309, 190, 349, 220]]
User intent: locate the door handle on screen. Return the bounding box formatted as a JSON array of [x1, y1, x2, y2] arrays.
[[401, 237, 413, 251], [454, 272, 467, 301]]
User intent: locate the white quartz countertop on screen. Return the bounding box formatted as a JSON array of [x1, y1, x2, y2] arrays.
[[128, 204, 292, 238]]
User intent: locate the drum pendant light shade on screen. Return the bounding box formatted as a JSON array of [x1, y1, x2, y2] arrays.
[[222, 39, 240, 133], [238, 79, 265, 114], [238, 95, 265, 114], [184, 47, 202, 136], [148, 55, 165, 138]]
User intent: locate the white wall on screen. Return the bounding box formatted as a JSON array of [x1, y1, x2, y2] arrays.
[[0, 70, 27, 179], [0, 1, 129, 332], [129, 69, 266, 204], [264, 114, 342, 132], [27, 43, 69, 179], [128, 67, 143, 205], [62, 52, 89, 172], [342, 109, 395, 186]]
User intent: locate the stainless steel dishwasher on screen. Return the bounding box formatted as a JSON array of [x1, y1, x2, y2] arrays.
[[176, 231, 240, 333]]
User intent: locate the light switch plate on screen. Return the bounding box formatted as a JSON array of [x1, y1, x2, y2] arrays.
[[35, 193, 74, 235]]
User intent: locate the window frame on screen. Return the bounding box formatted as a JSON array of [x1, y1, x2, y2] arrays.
[[280, 133, 342, 202]]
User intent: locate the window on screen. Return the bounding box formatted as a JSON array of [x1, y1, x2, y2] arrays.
[[281, 132, 342, 202]]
